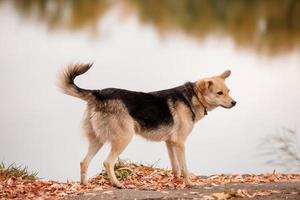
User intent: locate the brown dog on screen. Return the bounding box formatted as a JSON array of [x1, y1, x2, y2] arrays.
[[58, 63, 236, 188]]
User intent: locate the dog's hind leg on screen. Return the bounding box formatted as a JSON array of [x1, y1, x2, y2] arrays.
[[103, 131, 133, 188], [165, 141, 181, 178], [80, 135, 103, 184]]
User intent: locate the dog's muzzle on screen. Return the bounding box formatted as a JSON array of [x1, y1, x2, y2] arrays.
[[221, 100, 236, 109]]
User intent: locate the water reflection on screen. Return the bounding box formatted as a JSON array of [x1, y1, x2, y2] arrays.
[[1, 0, 300, 55], [130, 0, 300, 55], [0, 0, 110, 32], [1, 0, 300, 181]]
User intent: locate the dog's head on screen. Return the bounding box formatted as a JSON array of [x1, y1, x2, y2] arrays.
[[195, 70, 236, 109]]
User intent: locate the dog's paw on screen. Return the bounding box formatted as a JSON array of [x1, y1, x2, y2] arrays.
[[80, 179, 88, 185], [173, 171, 181, 178], [185, 178, 195, 187], [114, 182, 125, 189]]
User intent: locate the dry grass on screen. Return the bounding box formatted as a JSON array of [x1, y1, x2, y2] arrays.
[[259, 128, 300, 171], [0, 162, 38, 180]]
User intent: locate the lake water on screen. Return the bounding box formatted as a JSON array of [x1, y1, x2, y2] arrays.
[[1, 0, 300, 181]]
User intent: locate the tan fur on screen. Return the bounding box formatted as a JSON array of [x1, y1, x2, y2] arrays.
[[57, 63, 93, 100], [58, 64, 235, 188], [195, 71, 235, 110]]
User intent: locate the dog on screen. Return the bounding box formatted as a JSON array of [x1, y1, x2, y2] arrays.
[[58, 63, 236, 188]]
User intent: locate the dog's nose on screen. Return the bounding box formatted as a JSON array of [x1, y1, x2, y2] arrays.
[[231, 101, 236, 106]]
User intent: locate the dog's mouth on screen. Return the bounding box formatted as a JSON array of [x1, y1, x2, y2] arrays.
[[220, 104, 234, 109]]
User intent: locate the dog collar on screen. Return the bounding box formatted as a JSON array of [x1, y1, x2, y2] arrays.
[[186, 82, 208, 115]]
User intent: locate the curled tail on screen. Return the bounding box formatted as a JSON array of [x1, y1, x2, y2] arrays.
[[57, 63, 93, 100]]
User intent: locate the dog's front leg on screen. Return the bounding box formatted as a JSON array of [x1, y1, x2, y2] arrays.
[[165, 141, 181, 177], [173, 142, 193, 186]]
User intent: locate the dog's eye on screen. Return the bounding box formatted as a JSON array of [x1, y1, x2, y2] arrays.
[[217, 91, 223, 95]]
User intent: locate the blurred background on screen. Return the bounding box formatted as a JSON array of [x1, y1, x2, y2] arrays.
[[0, 0, 299, 181]]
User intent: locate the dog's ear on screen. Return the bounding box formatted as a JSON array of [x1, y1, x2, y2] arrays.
[[220, 70, 231, 79], [196, 80, 213, 94]]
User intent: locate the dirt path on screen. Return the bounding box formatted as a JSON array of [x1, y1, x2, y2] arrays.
[[70, 181, 300, 200]]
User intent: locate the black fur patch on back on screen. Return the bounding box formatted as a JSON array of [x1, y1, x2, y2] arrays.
[[92, 82, 196, 130]]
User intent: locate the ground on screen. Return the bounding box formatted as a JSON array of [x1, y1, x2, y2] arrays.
[[70, 182, 300, 200], [1, 161, 300, 199]]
